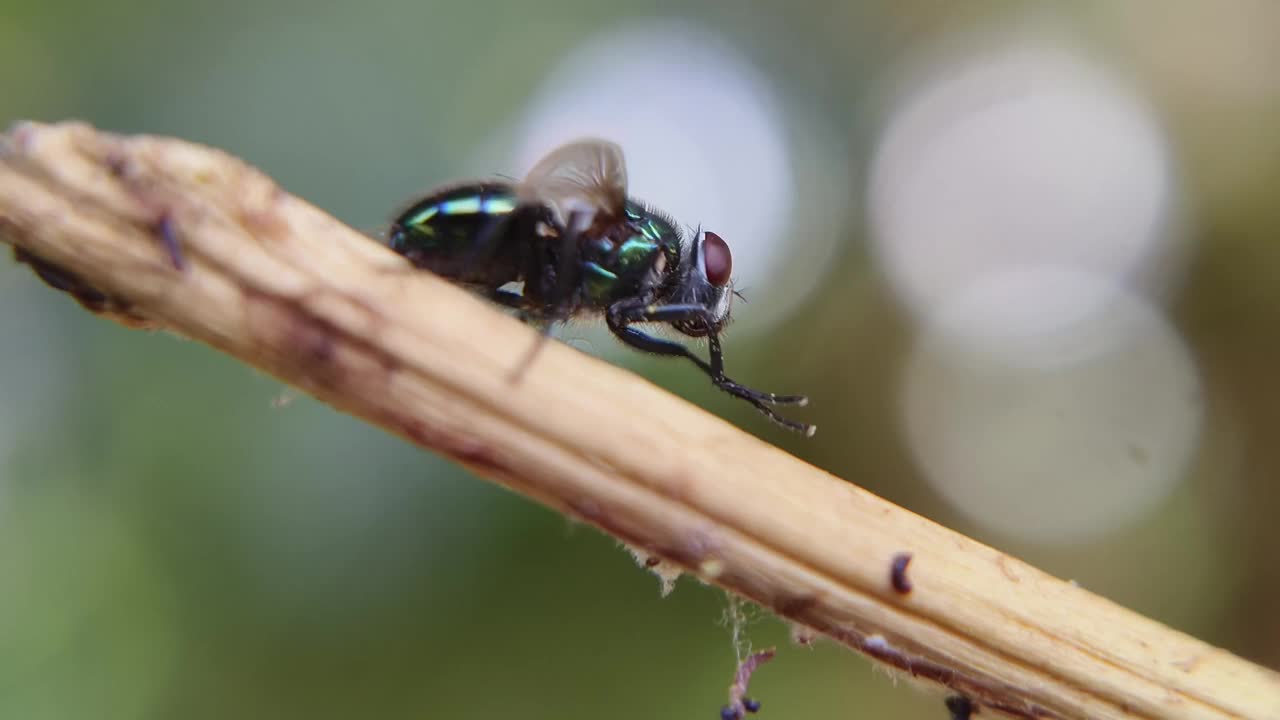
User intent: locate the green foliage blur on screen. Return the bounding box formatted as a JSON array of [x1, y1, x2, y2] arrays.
[[2, 1, 1279, 718]]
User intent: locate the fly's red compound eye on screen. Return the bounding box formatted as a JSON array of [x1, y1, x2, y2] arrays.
[[702, 231, 733, 287]]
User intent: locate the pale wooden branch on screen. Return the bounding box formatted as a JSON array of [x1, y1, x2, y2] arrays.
[[1, 121, 1276, 720]]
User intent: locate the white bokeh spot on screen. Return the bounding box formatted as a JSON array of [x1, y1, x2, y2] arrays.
[[901, 269, 1202, 543], [869, 39, 1179, 321]]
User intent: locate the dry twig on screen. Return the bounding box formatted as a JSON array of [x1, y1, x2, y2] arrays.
[[2, 122, 1277, 720]]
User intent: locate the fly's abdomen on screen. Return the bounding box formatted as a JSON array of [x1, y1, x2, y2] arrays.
[[389, 182, 526, 287]]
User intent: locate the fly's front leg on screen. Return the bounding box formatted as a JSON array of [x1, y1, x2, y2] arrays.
[[612, 302, 807, 405], [606, 300, 813, 435]]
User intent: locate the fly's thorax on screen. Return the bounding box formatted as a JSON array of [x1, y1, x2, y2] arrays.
[[579, 223, 670, 306]]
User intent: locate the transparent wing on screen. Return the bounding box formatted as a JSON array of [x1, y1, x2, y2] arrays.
[[519, 139, 628, 229]]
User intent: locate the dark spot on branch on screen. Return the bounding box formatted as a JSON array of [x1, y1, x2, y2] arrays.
[[568, 497, 605, 525], [774, 592, 819, 617], [106, 150, 128, 178], [400, 417, 503, 477], [278, 312, 338, 377], [154, 210, 187, 271], [890, 552, 913, 594], [11, 246, 154, 328], [92, 143, 189, 273], [245, 290, 405, 405], [13, 246, 107, 302]]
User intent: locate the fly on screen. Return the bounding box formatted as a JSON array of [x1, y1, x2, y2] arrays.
[[388, 139, 814, 436]]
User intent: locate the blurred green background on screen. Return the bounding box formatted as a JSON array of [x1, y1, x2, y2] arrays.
[[3, 1, 1279, 718]]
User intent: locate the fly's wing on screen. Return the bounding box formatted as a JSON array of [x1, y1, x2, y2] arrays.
[[519, 139, 628, 231]]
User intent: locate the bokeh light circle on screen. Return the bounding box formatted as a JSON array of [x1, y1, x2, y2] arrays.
[[869, 38, 1179, 322], [901, 269, 1202, 543]]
